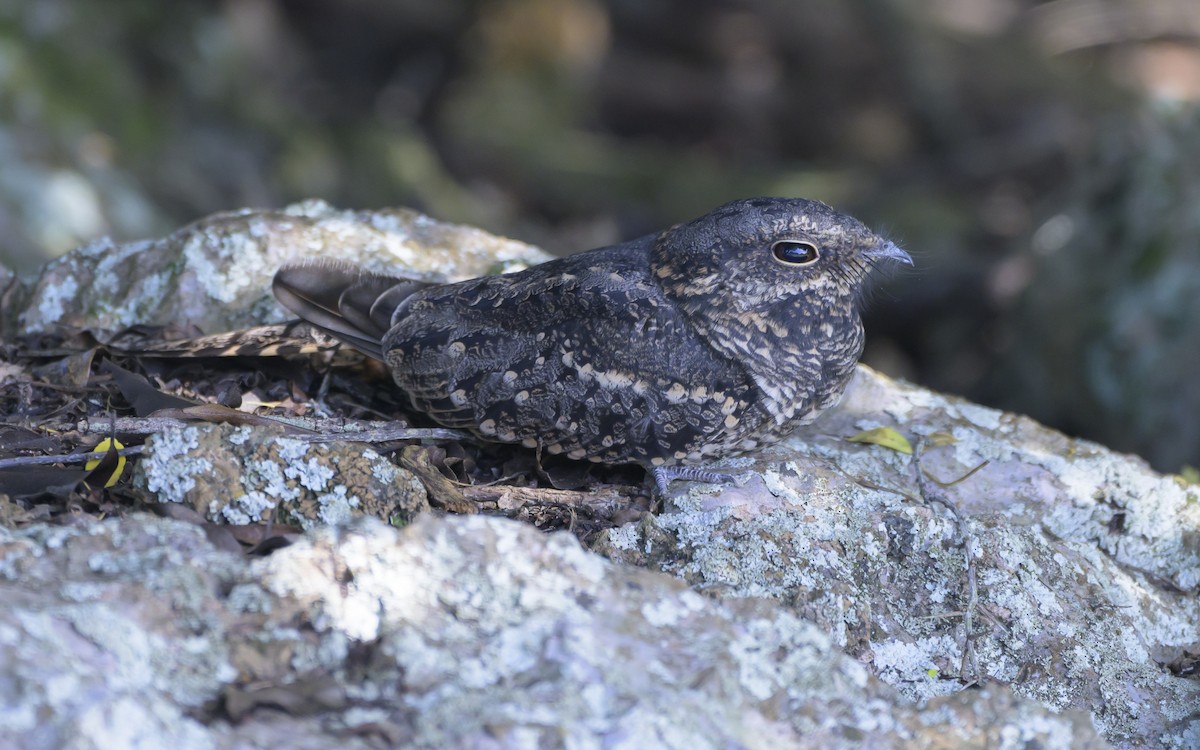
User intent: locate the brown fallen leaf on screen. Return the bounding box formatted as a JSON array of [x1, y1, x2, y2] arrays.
[[99, 359, 197, 415]]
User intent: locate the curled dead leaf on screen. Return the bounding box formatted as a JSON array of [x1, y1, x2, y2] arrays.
[[85, 438, 126, 488]]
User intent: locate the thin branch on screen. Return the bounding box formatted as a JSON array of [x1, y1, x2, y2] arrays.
[[0, 446, 145, 470], [79, 416, 471, 443], [912, 436, 980, 686]]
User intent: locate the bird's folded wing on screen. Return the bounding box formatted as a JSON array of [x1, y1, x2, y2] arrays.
[[272, 260, 429, 359]]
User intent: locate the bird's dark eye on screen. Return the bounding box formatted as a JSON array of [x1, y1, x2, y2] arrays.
[[771, 240, 820, 266]]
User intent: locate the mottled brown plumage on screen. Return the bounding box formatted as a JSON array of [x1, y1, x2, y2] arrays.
[[273, 197, 911, 490]]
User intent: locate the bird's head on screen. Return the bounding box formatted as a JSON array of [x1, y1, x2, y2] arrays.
[[652, 196, 911, 315]]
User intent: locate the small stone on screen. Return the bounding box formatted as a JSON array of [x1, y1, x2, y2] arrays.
[[133, 423, 429, 529]]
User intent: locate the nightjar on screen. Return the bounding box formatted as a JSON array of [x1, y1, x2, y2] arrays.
[[273, 197, 911, 490]]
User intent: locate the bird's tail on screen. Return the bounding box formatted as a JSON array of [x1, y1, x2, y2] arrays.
[[272, 260, 429, 360]]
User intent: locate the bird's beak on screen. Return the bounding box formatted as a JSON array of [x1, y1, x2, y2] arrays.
[[865, 240, 913, 266]]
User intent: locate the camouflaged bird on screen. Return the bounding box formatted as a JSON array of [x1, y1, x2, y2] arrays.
[[273, 197, 911, 491]]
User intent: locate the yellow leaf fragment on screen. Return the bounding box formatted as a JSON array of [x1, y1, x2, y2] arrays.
[[85, 438, 126, 488], [847, 427, 913, 455]]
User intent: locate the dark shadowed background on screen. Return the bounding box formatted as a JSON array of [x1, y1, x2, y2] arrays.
[[2, 0, 1198, 472]]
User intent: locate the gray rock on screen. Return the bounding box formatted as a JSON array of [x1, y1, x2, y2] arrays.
[[0, 512, 1105, 750], [5, 203, 1196, 748], [15, 199, 550, 335], [132, 422, 430, 528], [596, 366, 1200, 748], [0, 517, 242, 750]]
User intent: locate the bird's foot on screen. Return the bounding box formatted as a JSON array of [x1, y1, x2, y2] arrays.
[[651, 465, 739, 496]]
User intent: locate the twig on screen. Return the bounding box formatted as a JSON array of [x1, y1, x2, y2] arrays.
[[912, 437, 980, 686], [462, 483, 629, 510], [959, 535, 980, 684], [0, 446, 145, 470], [80, 416, 193, 434], [922, 459, 990, 488], [80, 416, 470, 443], [301, 426, 472, 444]]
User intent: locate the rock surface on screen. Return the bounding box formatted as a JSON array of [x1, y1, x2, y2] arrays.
[[12, 199, 550, 337], [1, 512, 1107, 750], [596, 367, 1200, 748], [132, 422, 430, 528], [3, 204, 1199, 748]]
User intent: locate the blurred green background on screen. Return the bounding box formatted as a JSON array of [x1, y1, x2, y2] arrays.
[[2, 0, 1199, 472]]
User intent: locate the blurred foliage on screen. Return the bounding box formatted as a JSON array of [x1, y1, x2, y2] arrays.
[[1, 0, 1198, 470], [1001, 109, 1200, 471]]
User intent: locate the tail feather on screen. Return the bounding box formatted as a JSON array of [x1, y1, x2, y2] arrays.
[[272, 260, 428, 360]]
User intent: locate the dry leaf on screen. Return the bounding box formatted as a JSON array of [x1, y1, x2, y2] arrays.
[[847, 427, 913, 455], [925, 431, 958, 447], [84, 438, 126, 488]]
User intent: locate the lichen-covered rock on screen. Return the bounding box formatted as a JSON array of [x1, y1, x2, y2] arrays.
[[7, 201, 1196, 748], [0, 517, 242, 750], [0, 513, 1105, 750], [133, 422, 429, 528], [15, 199, 551, 335], [594, 366, 1200, 749]]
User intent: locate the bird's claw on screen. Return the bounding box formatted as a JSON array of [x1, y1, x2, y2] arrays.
[[651, 465, 739, 496]]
